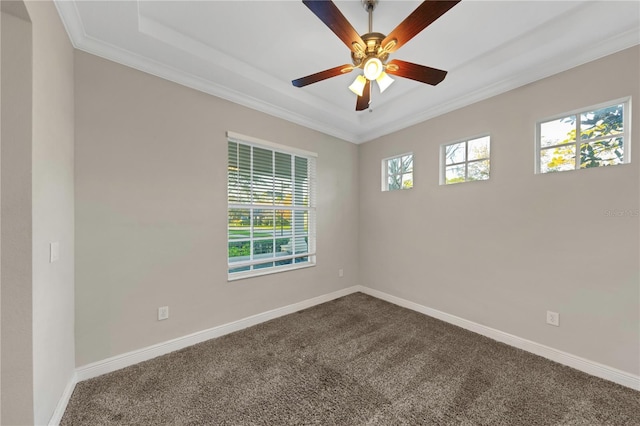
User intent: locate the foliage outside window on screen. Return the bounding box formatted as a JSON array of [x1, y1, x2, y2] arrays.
[[382, 153, 413, 191], [442, 136, 490, 184], [537, 99, 629, 173], [227, 132, 316, 279]]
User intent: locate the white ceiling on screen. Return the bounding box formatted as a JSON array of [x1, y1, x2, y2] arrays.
[[55, 1, 640, 144]]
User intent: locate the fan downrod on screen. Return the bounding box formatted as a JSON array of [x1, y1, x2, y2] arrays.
[[351, 1, 392, 67]]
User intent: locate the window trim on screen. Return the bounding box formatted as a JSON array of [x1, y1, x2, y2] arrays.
[[535, 97, 631, 174], [439, 134, 491, 185], [381, 152, 414, 191], [227, 131, 318, 159], [226, 131, 317, 281]]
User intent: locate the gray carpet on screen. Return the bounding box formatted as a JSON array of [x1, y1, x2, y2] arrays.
[[62, 292, 640, 425]]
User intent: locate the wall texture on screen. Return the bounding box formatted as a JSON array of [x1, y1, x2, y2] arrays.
[[26, 0, 76, 424], [359, 46, 640, 376], [74, 51, 359, 366], [1, 1, 75, 424], [1, 8, 2, 424], [1, 6, 33, 425]]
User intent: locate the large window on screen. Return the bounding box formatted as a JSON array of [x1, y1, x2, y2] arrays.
[[382, 153, 413, 191], [537, 99, 630, 173], [227, 132, 316, 279], [441, 135, 491, 184]]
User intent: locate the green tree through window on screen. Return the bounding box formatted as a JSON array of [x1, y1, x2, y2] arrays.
[[539, 101, 627, 173], [383, 154, 413, 191], [442, 136, 490, 184]]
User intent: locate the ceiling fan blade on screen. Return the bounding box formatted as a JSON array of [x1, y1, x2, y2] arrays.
[[303, 0, 365, 52], [382, 1, 460, 52], [292, 64, 354, 87], [386, 59, 447, 86], [356, 79, 371, 111]]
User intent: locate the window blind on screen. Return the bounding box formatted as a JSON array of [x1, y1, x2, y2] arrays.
[[227, 133, 316, 278]]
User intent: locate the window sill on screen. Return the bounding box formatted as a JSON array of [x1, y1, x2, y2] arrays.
[[227, 261, 316, 282]]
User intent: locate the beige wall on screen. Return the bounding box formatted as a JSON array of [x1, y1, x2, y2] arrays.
[[359, 46, 640, 375], [26, 0, 76, 424], [74, 51, 359, 366], [1, 6, 33, 425], [75, 42, 639, 378], [1, 8, 2, 423], [1, 0, 75, 424]]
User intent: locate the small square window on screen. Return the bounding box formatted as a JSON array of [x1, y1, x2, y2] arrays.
[[536, 99, 629, 173], [382, 153, 413, 191], [441, 136, 490, 185]]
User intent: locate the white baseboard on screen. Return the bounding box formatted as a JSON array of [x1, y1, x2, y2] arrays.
[[48, 372, 77, 426], [60, 283, 637, 424], [75, 286, 361, 382], [358, 286, 640, 391]]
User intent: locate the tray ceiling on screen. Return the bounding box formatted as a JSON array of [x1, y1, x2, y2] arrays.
[[55, 1, 640, 143]]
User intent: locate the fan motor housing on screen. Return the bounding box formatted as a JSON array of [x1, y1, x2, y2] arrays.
[[351, 32, 388, 66]]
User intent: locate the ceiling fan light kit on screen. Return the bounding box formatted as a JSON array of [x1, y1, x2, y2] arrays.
[[363, 57, 383, 80], [376, 72, 394, 93], [349, 75, 367, 97], [292, 0, 461, 111]]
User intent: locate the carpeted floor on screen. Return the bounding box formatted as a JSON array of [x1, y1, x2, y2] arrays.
[[62, 292, 640, 425]]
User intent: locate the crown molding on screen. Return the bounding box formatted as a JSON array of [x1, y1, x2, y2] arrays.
[[55, 1, 639, 145], [356, 17, 640, 143]]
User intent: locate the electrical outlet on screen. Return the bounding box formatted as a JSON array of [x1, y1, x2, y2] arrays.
[[338, 268, 344, 278], [546, 310, 559, 327], [158, 306, 169, 321]]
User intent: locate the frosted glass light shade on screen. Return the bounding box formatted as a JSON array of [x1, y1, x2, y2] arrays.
[[376, 72, 394, 93], [348, 75, 367, 96], [363, 57, 383, 80]]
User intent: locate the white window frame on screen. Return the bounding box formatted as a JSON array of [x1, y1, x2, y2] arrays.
[[440, 134, 491, 185], [227, 131, 317, 281], [381, 152, 414, 191], [535, 97, 631, 174]]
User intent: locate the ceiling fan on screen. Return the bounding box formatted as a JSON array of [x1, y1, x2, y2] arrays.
[[292, 0, 460, 111]]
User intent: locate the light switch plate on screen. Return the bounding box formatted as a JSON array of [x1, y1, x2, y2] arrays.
[[50, 242, 60, 263], [158, 306, 169, 321]]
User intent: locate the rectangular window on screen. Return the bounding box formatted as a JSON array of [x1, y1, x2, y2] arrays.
[[537, 98, 630, 173], [227, 132, 316, 280], [382, 153, 413, 191], [441, 135, 490, 184]]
